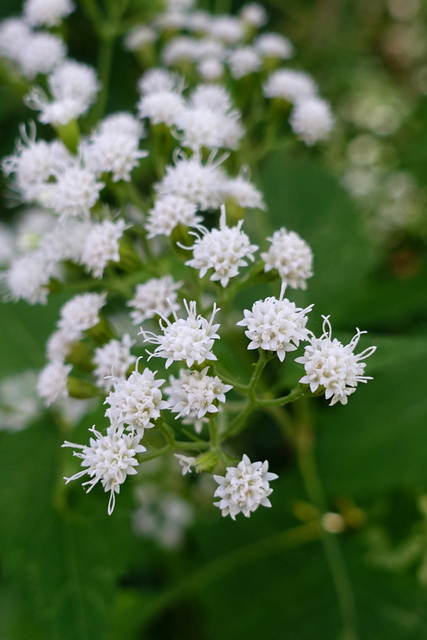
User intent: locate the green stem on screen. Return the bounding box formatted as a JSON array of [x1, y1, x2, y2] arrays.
[[139, 444, 172, 462], [295, 402, 359, 640], [137, 522, 321, 629], [174, 440, 210, 451], [255, 383, 307, 407]]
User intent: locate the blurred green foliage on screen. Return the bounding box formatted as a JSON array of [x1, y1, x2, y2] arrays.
[[0, 0, 427, 639]]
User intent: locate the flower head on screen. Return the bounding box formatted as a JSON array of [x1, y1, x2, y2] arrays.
[[214, 454, 278, 519], [290, 97, 335, 146], [295, 316, 377, 405], [237, 284, 313, 361], [104, 366, 166, 435], [58, 292, 107, 339], [37, 360, 71, 406], [139, 300, 221, 368], [93, 334, 136, 391], [165, 366, 232, 432], [63, 424, 146, 514], [155, 151, 227, 211], [80, 219, 126, 278], [261, 227, 313, 290], [185, 205, 258, 287], [127, 275, 182, 325]]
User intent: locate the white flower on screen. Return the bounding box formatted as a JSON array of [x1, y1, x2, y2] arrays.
[[213, 454, 278, 519], [58, 292, 107, 339], [37, 360, 71, 406], [222, 174, 266, 210], [155, 151, 228, 211], [138, 68, 179, 95], [127, 275, 182, 325], [23, 0, 75, 27], [104, 367, 166, 435], [290, 97, 335, 146], [295, 316, 377, 406], [98, 112, 145, 138], [63, 424, 146, 514], [185, 204, 258, 287], [162, 35, 200, 65], [239, 3, 268, 28], [93, 334, 136, 391], [261, 227, 313, 290], [82, 129, 148, 182], [174, 453, 197, 475], [209, 15, 244, 44], [18, 32, 67, 79], [46, 328, 79, 362], [254, 33, 294, 60], [49, 59, 100, 109], [133, 486, 194, 548], [137, 89, 186, 127], [49, 165, 104, 220], [5, 250, 55, 304], [263, 69, 318, 102], [145, 195, 202, 238], [0, 371, 41, 432], [139, 300, 221, 368], [124, 25, 157, 51], [175, 87, 244, 151], [197, 57, 224, 80], [0, 18, 31, 62], [165, 366, 232, 433], [237, 283, 313, 361], [80, 218, 126, 278], [227, 46, 262, 79], [26, 59, 100, 125], [2, 125, 73, 203], [39, 219, 92, 264]]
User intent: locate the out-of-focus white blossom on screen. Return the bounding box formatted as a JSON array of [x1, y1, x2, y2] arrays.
[[127, 275, 182, 325], [290, 97, 335, 145], [37, 360, 71, 405], [80, 219, 126, 278], [261, 227, 314, 290]]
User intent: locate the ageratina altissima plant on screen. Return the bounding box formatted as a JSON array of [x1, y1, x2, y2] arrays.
[[0, 0, 374, 530]]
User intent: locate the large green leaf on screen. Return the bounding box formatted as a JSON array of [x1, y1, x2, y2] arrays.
[[0, 418, 139, 640], [315, 335, 427, 498], [258, 150, 373, 325]]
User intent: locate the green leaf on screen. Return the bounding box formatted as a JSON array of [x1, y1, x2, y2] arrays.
[[258, 149, 373, 324], [316, 335, 427, 498], [0, 418, 139, 640]]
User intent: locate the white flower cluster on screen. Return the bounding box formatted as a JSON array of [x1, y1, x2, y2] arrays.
[[63, 425, 146, 515], [0, 0, 375, 526], [140, 300, 220, 368], [26, 59, 100, 126], [93, 334, 136, 391], [165, 367, 232, 433], [185, 205, 258, 286], [127, 275, 182, 325], [237, 284, 313, 361], [105, 366, 166, 436], [80, 218, 127, 278], [296, 316, 377, 406], [261, 227, 314, 290], [214, 454, 278, 519]]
